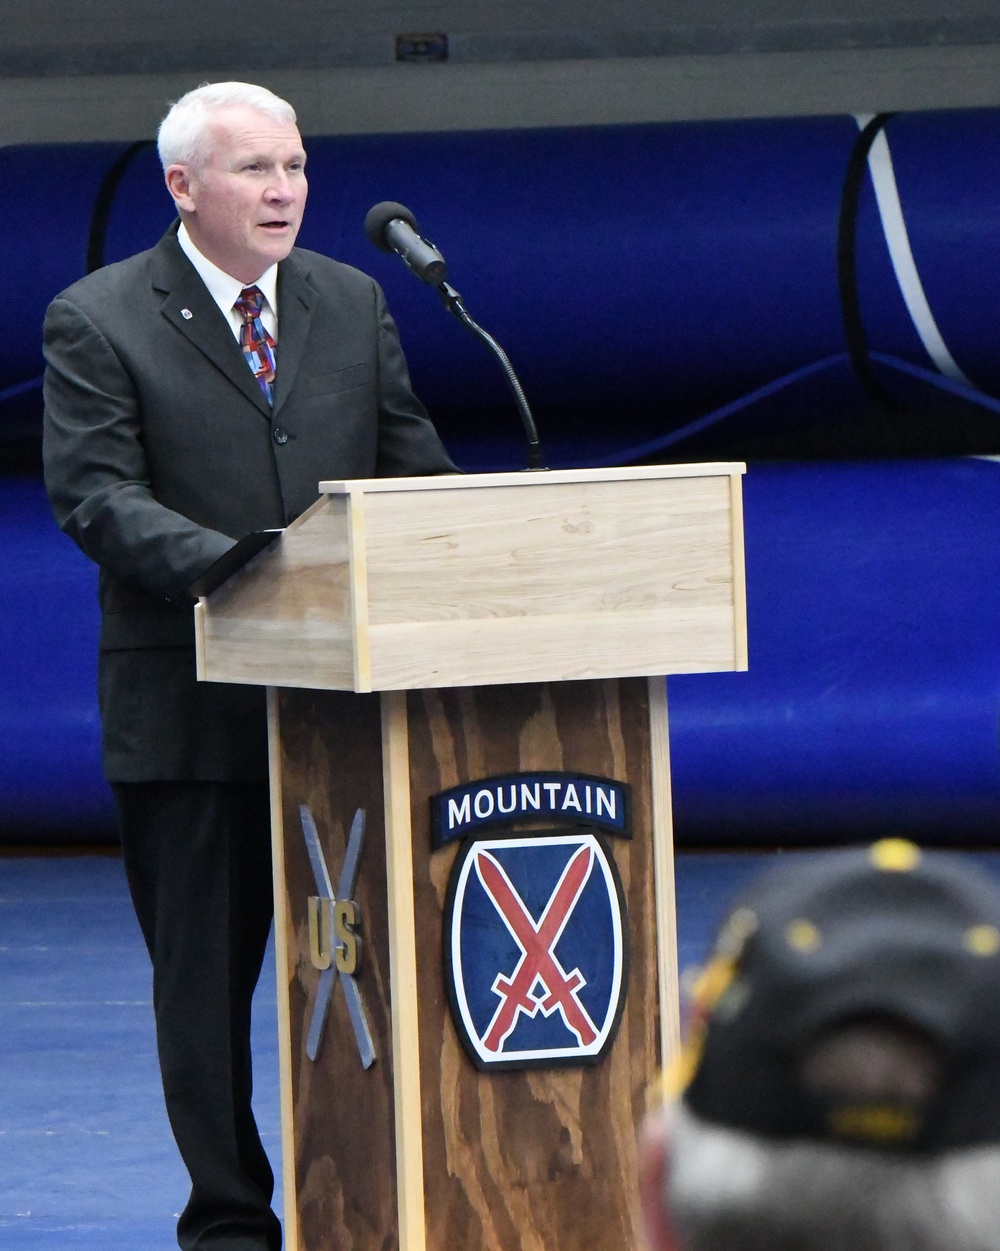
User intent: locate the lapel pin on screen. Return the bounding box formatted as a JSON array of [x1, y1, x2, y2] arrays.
[[181, 308, 193, 319]]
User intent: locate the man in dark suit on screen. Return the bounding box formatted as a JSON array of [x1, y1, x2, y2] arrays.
[[43, 81, 456, 1251]]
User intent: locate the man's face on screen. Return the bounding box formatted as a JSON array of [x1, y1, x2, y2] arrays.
[[166, 104, 308, 283]]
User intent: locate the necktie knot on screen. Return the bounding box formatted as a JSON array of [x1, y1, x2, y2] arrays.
[[233, 286, 276, 404], [235, 285, 265, 320]]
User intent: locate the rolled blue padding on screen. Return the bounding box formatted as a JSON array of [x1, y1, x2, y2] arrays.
[[668, 458, 1000, 846], [7, 109, 1000, 447], [851, 109, 1000, 396], [1, 142, 131, 399], [0, 477, 113, 837], [7, 458, 1000, 846], [95, 118, 862, 434]]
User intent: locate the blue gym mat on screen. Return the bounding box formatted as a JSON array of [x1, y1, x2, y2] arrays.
[[2, 849, 993, 1248]]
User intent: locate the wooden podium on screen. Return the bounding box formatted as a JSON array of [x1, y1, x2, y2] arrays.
[[195, 464, 747, 1251]]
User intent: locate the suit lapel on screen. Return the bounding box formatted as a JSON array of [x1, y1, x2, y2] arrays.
[[272, 253, 317, 417], [151, 231, 273, 419]]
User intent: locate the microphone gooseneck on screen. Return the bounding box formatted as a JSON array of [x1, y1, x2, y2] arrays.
[[436, 282, 544, 471], [364, 202, 545, 471]]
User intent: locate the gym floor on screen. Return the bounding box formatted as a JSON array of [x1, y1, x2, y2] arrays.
[[0, 848, 899, 1248]]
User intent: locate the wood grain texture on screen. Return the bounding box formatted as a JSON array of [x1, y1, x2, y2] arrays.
[[268, 689, 300, 1251], [199, 495, 358, 689], [194, 600, 207, 681], [275, 688, 399, 1251], [199, 464, 748, 693], [319, 463, 746, 494], [348, 490, 372, 691], [366, 608, 738, 690], [647, 677, 680, 1076], [358, 472, 741, 689], [405, 679, 663, 1251], [381, 691, 427, 1251], [728, 470, 750, 672], [363, 475, 734, 622]]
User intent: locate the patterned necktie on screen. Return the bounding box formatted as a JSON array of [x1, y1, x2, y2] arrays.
[[234, 285, 276, 404]]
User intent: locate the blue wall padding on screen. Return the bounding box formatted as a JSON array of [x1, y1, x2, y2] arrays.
[[668, 458, 1000, 845], [6, 460, 1000, 843], [0, 478, 113, 835], [6, 110, 1000, 446], [8, 110, 1000, 840]]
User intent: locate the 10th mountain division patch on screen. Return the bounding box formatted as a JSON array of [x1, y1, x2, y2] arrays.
[[443, 828, 629, 1071]]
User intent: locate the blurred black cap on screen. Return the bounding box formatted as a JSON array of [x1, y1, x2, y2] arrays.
[[680, 840, 1000, 1152]]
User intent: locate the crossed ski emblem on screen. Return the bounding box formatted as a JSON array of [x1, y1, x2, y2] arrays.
[[300, 804, 376, 1068], [475, 842, 599, 1052]]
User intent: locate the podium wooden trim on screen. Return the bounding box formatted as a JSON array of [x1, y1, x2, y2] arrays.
[[267, 686, 300, 1251], [198, 464, 747, 1251], [648, 676, 680, 1071], [381, 689, 427, 1251], [197, 463, 747, 693]]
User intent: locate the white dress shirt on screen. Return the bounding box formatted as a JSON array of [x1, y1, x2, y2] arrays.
[[176, 223, 279, 343]]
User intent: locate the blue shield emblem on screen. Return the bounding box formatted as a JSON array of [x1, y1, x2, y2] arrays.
[[444, 832, 629, 1069]]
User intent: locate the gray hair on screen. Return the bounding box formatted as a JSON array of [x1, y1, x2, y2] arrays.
[[157, 81, 297, 171], [667, 1101, 1000, 1251]]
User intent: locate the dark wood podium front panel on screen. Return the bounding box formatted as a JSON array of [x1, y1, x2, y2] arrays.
[[406, 679, 659, 1251], [272, 678, 673, 1251], [274, 689, 397, 1251]]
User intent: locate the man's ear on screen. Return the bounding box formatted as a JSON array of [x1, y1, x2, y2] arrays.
[[164, 165, 196, 214], [638, 1106, 681, 1251]]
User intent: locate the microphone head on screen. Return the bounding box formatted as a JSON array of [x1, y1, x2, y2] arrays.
[[365, 201, 418, 251]]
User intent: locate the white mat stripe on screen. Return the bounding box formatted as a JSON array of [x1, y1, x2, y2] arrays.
[[855, 112, 973, 386]]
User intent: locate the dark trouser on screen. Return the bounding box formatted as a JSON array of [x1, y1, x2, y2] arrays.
[[114, 781, 282, 1251]]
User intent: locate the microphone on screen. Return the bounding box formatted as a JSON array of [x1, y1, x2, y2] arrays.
[[364, 201, 545, 470], [363, 201, 447, 285]]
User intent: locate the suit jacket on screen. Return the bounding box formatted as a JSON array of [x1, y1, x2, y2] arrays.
[[43, 225, 456, 782]]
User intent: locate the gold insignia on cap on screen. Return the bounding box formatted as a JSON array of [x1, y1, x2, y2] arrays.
[[828, 1102, 920, 1144], [869, 838, 922, 872], [664, 952, 743, 1101], [786, 918, 822, 952], [661, 1024, 707, 1101], [690, 954, 737, 1012], [964, 924, 1000, 956]]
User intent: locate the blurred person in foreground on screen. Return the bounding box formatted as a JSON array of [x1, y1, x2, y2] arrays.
[[639, 839, 1000, 1251]]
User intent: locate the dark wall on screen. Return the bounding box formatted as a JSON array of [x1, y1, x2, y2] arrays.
[[4, 4, 1000, 148], [4, 0, 1000, 75]]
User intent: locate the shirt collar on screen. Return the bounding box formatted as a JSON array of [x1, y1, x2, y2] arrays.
[[176, 222, 279, 319]]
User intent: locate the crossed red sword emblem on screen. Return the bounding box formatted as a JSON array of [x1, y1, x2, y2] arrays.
[[475, 842, 600, 1052]]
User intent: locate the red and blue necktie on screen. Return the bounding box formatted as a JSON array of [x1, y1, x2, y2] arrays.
[[234, 285, 276, 404]]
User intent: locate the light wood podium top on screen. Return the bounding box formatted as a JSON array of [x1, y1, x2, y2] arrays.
[[196, 462, 748, 693], [317, 462, 742, 494]]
